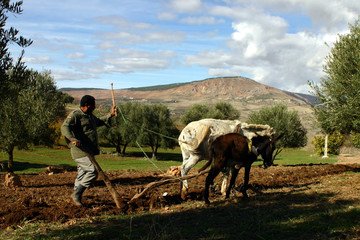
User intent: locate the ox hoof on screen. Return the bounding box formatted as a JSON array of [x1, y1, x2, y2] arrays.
[[181, 191, 187, 201], [242, 193, 249, 199]]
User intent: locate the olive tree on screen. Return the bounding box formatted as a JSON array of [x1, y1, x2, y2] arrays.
[[0, 70, 71, 172], [98, 102, 142, 154], [247, 104, 307, 148], [309, 17, 360, 134], [181, 101, 240, 125], [138, 104, 179, 159]]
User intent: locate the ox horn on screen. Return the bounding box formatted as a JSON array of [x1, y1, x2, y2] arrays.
[[273, 132, 284, 142]]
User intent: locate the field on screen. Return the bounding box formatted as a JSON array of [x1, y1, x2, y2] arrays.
[[1, 147, 360, 239]]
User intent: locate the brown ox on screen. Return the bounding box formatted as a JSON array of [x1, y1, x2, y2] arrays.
[[178, 119, 274, 200], [201, 132, 283, 205]]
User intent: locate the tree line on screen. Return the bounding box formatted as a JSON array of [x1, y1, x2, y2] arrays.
[[95, 101, 307, 158]]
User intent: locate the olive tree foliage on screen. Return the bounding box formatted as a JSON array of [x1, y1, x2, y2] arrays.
[[0, 0, 31, 172], [137, 104, 179, 159], [309, 18, 360, 134], [0, 0, 32, 101], [181, 101, 240, 125], [98, 102, 142, 154], [98, 102, 179, 158], [0, 70, 72, 172], [247, 104, 307, 148]]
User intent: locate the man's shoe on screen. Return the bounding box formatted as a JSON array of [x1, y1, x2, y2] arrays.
[[71, 184, 86, 206]]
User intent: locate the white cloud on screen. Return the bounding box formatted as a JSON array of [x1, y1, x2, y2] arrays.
[[82, 58, 170, 74], [103, 31, 185, 44], [184, 8, 341, 93], [180, 16, 224, 25], [23, 56, 52, 64], [52, 70, 95, 81], [115, 48, 153, 58], [168, 0, 202, 13], [232, 0, 359, 32], [157, 12, 177, 21], [179, 0, 359, 93], [67, 52, 85, 59], [95, 16, 154, 30]]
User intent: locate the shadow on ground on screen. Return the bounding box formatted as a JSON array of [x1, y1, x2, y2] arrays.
[[30, 190, 360, 240]]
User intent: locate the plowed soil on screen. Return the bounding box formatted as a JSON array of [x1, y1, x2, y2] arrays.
[[1, 163, 360, 229]]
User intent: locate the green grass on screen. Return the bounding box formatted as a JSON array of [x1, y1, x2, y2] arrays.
[[1, 145, 337, 174], [275, 148, 338, 165], [0, 146, 183, 174]]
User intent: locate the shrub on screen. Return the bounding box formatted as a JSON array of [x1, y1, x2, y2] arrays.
[[351, 133, 360, 148], [312, 131, 344, 155]]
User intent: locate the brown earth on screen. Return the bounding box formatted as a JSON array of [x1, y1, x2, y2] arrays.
[[1, 163, 360, 230]]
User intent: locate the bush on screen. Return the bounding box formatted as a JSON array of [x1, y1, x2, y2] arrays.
[[351, 133, 360, 148], [312, 131, 344, 155], [181, 102, 240, 125]]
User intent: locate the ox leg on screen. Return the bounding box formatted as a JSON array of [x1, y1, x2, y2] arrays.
[[240, 165, 251, 199], [204, 167, 221, 205], [220, 167, 230, 196], [180, 154, 201, 200], [225, 167, 240, 199]]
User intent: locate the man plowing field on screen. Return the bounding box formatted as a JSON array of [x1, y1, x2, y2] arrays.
[[61, 95, 117, 206]]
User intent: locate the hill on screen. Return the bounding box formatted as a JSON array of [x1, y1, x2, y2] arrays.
[[61, 77, 320, 144]]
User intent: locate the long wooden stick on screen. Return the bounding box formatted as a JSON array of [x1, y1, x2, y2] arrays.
[[128, 169, 209, 204], [85, 153, 122, 208], [111, 83, 117, 116]]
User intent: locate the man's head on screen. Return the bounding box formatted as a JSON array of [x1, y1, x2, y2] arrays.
[[80, 95, 96, 114]]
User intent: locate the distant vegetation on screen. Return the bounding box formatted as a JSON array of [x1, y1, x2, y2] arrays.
[[284, 91, 319, 105], [60, 88, 105, 91]]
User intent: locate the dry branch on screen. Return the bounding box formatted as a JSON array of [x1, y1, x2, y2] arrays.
[[128, 169, 210, 204]]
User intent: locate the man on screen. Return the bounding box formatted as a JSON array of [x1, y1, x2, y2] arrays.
[[61, 95, 117, 206]]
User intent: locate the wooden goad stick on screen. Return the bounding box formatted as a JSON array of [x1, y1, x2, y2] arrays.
[[85, 153, 122, 208], [111, 82, 117, 116]]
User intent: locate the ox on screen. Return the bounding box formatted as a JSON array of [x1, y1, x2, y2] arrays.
[[178, 118, 274, 200], [201, 132, 283, 205]]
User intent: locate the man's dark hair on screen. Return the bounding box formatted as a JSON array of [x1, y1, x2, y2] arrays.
[[80, 95, 95, 107]]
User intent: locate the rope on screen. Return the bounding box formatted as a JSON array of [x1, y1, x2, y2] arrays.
[[118, 106, 178, 142]]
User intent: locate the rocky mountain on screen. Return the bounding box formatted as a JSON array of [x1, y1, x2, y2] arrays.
[[62, 77, 320, 142]]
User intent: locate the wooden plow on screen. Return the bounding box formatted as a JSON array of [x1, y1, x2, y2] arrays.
[[128, 169, 209, 204]]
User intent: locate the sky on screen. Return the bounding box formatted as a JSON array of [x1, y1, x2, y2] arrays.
[[7, 0, 360, 94]]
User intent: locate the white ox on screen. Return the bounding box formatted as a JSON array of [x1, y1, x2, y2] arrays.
[[178, 118, 274, 199]]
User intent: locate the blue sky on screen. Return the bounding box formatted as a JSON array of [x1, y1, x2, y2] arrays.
[[7, 0, 360, 93]]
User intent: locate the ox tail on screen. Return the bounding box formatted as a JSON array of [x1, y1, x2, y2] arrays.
[[198, 147, 215, 173]]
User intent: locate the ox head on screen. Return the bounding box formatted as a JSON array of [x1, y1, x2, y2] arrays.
[[253, 133, 284, 168]]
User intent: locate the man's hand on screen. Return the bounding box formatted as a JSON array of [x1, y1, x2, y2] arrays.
[[72, 140, 81, 147], [110, 105, 118, 116]]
